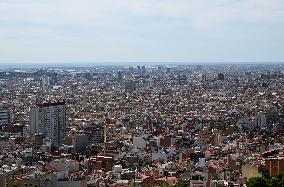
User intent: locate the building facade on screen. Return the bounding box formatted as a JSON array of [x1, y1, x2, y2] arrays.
[[0, 107, 11, 125], [29, 101, 66, 145]]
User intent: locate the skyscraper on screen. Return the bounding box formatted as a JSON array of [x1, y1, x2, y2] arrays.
[[166, 67, 171, 74], [137, 66, 141, 74], [177, 74, 187, 86], [142, 66, 146, 74], [29, 101, 66, 145], [41, 77, 46, 95], [117, 70, 123, 83]]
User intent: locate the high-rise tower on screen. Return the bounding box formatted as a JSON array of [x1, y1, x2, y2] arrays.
[[0, 107, 11, 125], [29, 101, 66, 145]]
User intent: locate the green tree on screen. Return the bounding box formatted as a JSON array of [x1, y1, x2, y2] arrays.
[[247, 176, 269, 187], [175, 182, 187, 187], [247, 173, 284, 187], [272, 172, 284, 187], [269, 177, 281, 187]]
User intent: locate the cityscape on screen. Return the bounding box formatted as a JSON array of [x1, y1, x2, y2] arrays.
[[1, 0, 284, 186], [0, 64, 284, 187]]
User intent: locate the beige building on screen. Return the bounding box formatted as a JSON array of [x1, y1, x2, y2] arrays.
[[242, 165, 261, 179]]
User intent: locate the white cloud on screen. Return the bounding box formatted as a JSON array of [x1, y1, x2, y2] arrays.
[[0, 0, 283, 28], [0, 0, 283, 63]]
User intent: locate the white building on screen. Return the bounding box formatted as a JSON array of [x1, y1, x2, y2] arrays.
[[113, 165, 123, 173], [198, 158, 206, 168], [29, 101, 66, 145]]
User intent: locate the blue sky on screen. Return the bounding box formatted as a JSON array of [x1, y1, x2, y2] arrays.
[[0, 0, 283, 64]]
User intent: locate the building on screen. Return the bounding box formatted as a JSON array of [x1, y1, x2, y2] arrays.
[[129, 66, 134, 73], [0, 174, 5, 187], [202, 74, 207, 85], [177, 74, 187, 86], [137, 66, 141, 74], [189, 172, 207, 187], [133, 134, 148, 149], [152, 148, 173, 162], [86, 125, 104, 145], [196, 128, 212, 149], [6, 173, 87, 187], [211, 129, 223, 146], [142, 66, 146, 74], [117, 71, 123, 83], [218, 73, 225, 81], [65, 134, 89, 153], [41, 77, 46, 95], [0, 107, 11, 125], [166, 67, 171, 73], [264, 157, 284, 177], [125, 80, 136, 93], [256, 112, 267, 128], [236, 117, 255, 131], [242, 165, 262, 180], [29, 101, 67, 145]]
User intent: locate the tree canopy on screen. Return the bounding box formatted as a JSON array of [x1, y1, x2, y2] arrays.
[[247, 173, 284, 187]]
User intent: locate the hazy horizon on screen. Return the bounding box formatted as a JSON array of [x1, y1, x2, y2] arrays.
[[1, 62, 284, 69]]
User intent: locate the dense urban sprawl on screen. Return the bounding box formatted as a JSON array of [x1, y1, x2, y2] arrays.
[[1, 64, 284, 187]]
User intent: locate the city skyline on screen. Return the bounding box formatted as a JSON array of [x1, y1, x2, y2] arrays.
[[0, 0, 284, 64], [1, 61, 284, 69]]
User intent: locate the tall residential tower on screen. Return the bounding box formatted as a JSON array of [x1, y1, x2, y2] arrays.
[[29, 101, 67, 145], [0, 107, 11, 125]]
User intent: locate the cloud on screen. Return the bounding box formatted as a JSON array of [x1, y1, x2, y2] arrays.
[[0, 0, 283, 28], [0, 0, 283, 63]]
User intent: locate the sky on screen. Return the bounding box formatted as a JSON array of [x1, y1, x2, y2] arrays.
[[0, 0, 284, 65]]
